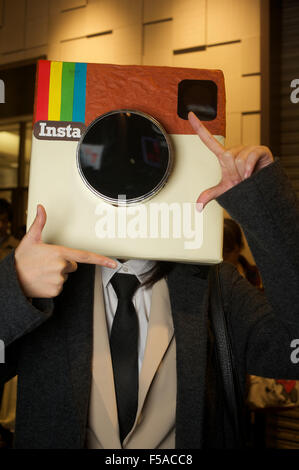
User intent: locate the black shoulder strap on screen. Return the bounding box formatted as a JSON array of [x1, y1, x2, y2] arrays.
[[209, 264, 245, 448]]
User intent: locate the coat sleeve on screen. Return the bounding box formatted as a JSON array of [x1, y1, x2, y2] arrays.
[[216, 159, 299, 379], [0, 251, 54, 385]]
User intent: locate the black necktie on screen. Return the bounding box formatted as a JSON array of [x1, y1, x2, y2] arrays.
[[110, 273, 140, 443]]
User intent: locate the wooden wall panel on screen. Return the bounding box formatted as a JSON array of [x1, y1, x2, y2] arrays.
[[173, 42, 242, 77], [25, 0, 49, 49], [49, 0, 62, 17], [26, 0, 49, 20], [113, 25, 142, 65], [25, 18, 48, 49], [143, 21, 173, 66], [242, 113, 261, 145], [0, 0, 264, 164], [143, 0, 173, 23], [207, 0, 261, 44], [241, 36, 260, 75], [50, 8, 87, 42], [59, 26, 142, 65], [226, 112, 241, 147], [240, 0, 261, 38], [206, 0, 243, 44], [172, 49, 203, 68], [172, 0, 204, 19], [60, 34, 115, 64], [60, 37, 88, 62], [84, 0, 112, 36], [274, 0, 299, 196], [242, 75, 261, 112], [0, 0, 26, 53], [86, 0, 142, 36], [61, 0, 87, 11], [0, 0, 4, 27], [172, 0, 205, 49], [173, 15, 205, 50]]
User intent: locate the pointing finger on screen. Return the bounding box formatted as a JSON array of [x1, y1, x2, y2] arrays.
[[60, 246, 117, 268], [188, 111, 225, 158]]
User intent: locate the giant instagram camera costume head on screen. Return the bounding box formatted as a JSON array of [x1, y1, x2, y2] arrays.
[[28, 60, 225, 263]]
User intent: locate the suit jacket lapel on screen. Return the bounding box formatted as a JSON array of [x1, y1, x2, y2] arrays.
[[167, 263, 211, 449], [62, 263, 95, 444], [136, 278, 174, 421], [91, 266, 121, 448]]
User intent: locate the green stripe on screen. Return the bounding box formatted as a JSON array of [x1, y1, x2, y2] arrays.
[[60, 62, 75, 121]]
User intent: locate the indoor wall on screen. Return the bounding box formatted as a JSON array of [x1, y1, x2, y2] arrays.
[[0, 0, 263, 149]]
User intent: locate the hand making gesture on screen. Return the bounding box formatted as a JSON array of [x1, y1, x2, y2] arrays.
[[15, 205, 117, 298], [188, 111, 274, 210]]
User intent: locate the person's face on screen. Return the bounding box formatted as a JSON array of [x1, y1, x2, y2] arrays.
[[0, 213, 9, 238]]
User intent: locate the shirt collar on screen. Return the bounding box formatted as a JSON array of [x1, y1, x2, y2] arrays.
[[101, 258, 156, 288]]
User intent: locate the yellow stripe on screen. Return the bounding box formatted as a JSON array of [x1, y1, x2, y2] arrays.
[[48, 61, 63, 120]]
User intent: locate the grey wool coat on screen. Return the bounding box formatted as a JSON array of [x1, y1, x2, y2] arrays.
[[0, 159, 299, 449]]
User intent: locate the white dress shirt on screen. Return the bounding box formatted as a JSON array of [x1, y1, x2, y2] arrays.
[[100, 258, 156, 374]]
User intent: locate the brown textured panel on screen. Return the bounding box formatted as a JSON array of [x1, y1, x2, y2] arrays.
[[270, 0, 299, 197], [85, 63, 226, 136]]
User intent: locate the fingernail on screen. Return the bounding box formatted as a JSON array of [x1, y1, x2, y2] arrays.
[[196, 202, 204, 213], [244, 166, 252, 178], [106, 261, 116, 268]]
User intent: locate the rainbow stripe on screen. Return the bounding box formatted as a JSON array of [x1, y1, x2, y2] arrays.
[[35, 60, 87, 123]]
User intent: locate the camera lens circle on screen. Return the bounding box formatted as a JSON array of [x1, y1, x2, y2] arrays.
[[77, 110, 172, 205]]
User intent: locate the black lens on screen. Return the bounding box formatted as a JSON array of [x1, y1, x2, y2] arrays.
[[77, 110, 172, 204]]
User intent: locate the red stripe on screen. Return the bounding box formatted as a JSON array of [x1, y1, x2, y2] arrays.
[[34, 60, 51, 123]]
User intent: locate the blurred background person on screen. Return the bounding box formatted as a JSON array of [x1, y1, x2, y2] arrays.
[[223, 217, 262, 290], [0, 199, 19, 261], [0, 198, 18, 448], [223, 217, 263, 447]]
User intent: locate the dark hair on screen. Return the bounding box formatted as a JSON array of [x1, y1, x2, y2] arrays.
[[223, 218, 244, 254], [223, 218, 262, 288], [238, 254, 262, 288], [0, 198, 12, 221], [140, 261, 175, 289]]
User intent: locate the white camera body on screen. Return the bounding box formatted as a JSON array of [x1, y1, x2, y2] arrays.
[[28, 61, 226, 264]]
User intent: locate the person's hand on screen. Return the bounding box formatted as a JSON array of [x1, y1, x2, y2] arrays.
[[14, 205, 117, 298], [188, 111, 274, 210]]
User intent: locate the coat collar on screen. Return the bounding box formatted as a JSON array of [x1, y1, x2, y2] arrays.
[[62, 263, 95, 446], [167, 263, 210, 448]]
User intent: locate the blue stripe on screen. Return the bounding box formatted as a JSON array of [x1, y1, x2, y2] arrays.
[[72, 62, 87, 123]]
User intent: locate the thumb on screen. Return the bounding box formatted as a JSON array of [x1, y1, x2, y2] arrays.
[[196, 183, 226, 211], [26, 204, 47, 243]]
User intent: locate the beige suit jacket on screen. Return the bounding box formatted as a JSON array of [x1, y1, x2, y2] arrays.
[[86, 268, 176, 449]]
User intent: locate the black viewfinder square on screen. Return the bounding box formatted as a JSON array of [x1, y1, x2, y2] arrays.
[[177, 79, 218, 121]]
